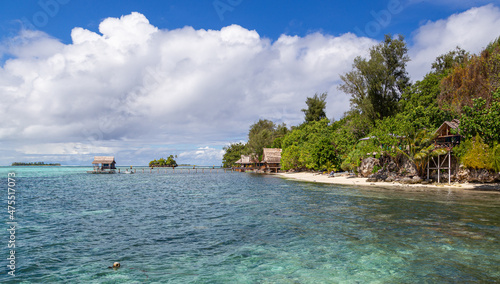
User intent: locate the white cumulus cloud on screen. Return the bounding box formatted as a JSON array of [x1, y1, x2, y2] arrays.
[[408, 4, 500, 80], [0, 12, 377, 165], [1, 7, 500, 165]]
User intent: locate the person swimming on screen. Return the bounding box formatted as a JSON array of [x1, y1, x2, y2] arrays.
[[108, 262, 121, 269]]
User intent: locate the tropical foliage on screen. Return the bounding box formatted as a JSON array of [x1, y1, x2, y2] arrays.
[[222, 143, 246, 168], [457, 135, 493, 170], [246, 119, 288, 158], [281, 118, 338, 171], [302, 93, 328, 122], [339, 34, 410, 123], [222, 35, 500, 175], [438, 37, 500, 114], [459, 89, 500, 144], [149, 155, 178, 167]]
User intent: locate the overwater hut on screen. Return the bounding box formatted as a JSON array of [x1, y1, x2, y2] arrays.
[[89, 156, 116, 174], [262, 148, 282, 173]]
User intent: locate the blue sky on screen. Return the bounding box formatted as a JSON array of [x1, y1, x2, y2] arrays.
[[1, 0, 500, 166], [2, 0, 494, 44]]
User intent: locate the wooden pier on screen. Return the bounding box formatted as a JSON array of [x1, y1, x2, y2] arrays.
[[110, 167, 235, 174]]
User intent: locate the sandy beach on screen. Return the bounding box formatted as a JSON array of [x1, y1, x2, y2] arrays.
[[277, 172, 500, 192]]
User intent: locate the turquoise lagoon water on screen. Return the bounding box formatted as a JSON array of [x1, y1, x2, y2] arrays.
[[1, 166, 499, 283]]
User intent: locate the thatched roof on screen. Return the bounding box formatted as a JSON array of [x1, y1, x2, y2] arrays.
[[435, 119, 460, 137], [262, 148, 282, 164], [92, 156, 116, 164], [235, 155, 258, 164]]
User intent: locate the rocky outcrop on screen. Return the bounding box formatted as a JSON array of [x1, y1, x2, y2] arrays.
[[456, 166, 500, 183], [398, 157, 418, 177], [358, 158, 380, 178], [359, 154, 499, 185], [400, 176, 423, 184]]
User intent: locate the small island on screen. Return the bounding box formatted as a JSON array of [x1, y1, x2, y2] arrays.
[[149, 155, 178, 168], [11, 162, 61, 166]]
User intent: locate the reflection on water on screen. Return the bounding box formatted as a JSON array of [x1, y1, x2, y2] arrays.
[[1, 167, 499, 283]]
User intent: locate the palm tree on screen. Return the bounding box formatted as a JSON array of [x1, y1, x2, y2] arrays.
[[398, 129, 441, 176]]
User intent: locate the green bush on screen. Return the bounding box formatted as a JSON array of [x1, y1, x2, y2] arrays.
[[372, 165, 381, 174], [340, 140, 381, 172], [460, 135, 493, 170], [491, 143, 500, 172]]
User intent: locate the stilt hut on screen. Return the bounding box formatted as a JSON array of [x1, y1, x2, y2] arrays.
[[234, 155, 259, 172], [427, 119, 461, 183], [262, 148, 282, 173], [88, 156, 117, 174], [434, 119, 461, 148]]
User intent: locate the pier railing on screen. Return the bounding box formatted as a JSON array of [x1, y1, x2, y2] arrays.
[[115, 167, 234, 174]]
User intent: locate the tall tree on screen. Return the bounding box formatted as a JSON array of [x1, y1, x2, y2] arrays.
[[301, 93, 327, 123], [431, 47, 470, 75], [246, 119, 277, 158], [339, 34, 411, 122], [271, 123, 289, 148]]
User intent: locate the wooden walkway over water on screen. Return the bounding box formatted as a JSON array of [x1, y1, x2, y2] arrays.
[[115, 168, 235, 174]]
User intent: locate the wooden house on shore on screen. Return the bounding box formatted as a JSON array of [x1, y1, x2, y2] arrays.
[[428, 119, 461, 184], [233, 148, 282, 173], [88, 156, 117, 174], [234, 155, 260, 172], [262, 148, 282, 173], [434, 119, 461, 149]]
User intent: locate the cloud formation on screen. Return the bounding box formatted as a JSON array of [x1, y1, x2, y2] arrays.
[[0, 12, 376, 165], [408, 4, 500, 79], [1, 7, 500, 165]]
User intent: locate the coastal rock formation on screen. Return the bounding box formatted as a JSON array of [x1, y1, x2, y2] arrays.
[[398, 157, 418, 177], [456, 167, 500, 183], [359, 155, 499, 185], [367, 171, 387, 182], [387, 161, 397, 172], [358, 158, 380, 178]]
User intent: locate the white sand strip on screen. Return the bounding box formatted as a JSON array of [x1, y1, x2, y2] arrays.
[[276, 172, 500, 192]]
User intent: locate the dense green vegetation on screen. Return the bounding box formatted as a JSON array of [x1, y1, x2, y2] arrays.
[[11, 162, 61, 166], [221, 120, 288, 168], [222, 142, 246, 168], [149, 155, 178, 167], [223, 34, 500, 175], [301, 93, 328, 123]]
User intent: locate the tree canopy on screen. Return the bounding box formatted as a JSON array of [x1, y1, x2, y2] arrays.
[[222, 34, 500, 175], [222, 142, 246, 168], [438, 38, 500, 114], [339, 34, 411, 123], [149, 155, 178, 167], [301, 93, 327, 123], [246, 119, 287, 158]]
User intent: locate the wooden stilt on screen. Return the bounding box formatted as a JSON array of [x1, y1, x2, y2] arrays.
[[448, 151, 451, 184], [427, 159, 430, 181], [438, 155, 440, 183]]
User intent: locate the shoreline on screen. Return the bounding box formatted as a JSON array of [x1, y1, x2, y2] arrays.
[[277, 172, 500, 192]]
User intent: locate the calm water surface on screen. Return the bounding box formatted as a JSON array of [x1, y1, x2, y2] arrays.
[[1, 167, 499, 283]]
